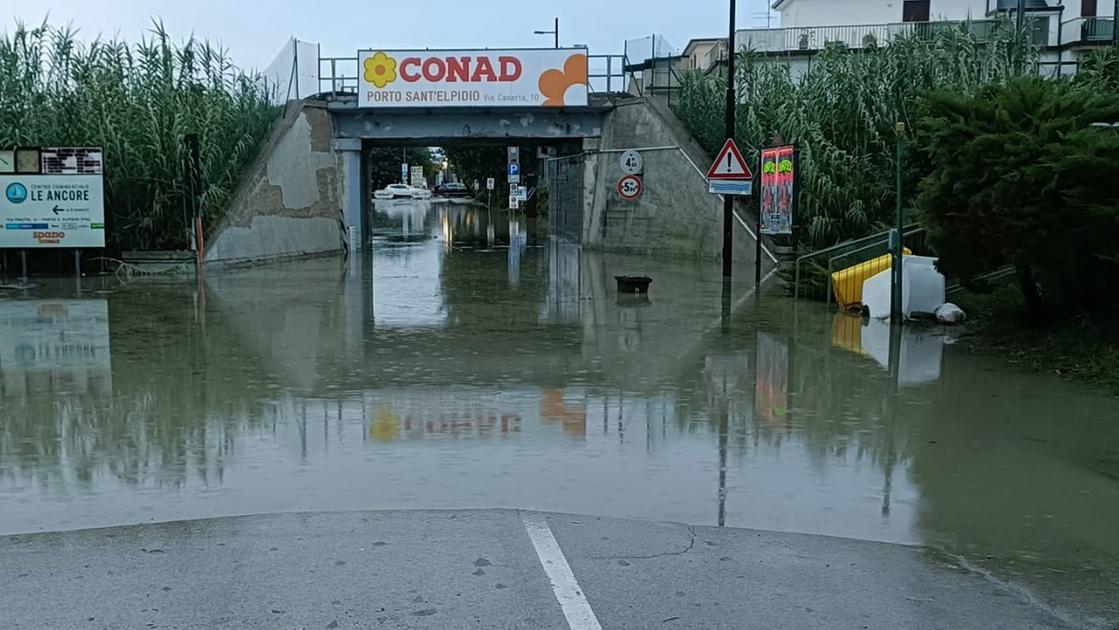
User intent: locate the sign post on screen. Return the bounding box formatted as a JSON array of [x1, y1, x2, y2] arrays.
[[722, 0, 738, 283]]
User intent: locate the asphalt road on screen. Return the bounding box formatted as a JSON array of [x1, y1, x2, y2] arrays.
[[0, 510, 1078, 629]]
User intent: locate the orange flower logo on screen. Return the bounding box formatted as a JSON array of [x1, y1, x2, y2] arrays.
[[538, 53, 588, 107], [363, 51, 397, 89]]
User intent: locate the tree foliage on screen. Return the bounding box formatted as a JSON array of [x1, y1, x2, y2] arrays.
[[444, 145, 506, 193], [0, 20, 276, 252], [918, 76, 1119, 315], [367, 146, 437, 190]]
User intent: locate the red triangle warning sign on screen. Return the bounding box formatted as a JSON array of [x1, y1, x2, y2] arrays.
[[706, 139, 753, 180]]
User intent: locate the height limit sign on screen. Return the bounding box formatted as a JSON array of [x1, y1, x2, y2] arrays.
[[706, 139, 753, 196]]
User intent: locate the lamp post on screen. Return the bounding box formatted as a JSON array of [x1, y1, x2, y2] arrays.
[[534, 18, 559, 48]]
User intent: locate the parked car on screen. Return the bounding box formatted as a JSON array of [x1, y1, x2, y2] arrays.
[[410, 187, 432, 200], [435, 182, 470, 198], [374, 183, 414, 200]]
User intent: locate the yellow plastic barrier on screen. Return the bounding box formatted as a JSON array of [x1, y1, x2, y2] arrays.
[[831, 249, 911, 311], [830, 312, 866, 355]]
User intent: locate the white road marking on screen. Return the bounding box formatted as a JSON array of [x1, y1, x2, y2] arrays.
[[521, 512, 603, 630]]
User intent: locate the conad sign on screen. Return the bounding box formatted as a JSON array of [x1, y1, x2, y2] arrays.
[[357, 48, 589, 108]]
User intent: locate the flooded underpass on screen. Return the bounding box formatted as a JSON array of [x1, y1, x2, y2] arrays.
[[2, 200, 1117, 625]]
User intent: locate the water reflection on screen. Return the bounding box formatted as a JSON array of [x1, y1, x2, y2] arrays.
[[0, 201, 1116, 621]]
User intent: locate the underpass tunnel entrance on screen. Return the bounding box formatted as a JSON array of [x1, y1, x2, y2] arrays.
[[359, 138, 582, 250]]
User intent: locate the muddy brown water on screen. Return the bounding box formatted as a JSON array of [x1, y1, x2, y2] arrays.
[[2, 202, 1116, 624]]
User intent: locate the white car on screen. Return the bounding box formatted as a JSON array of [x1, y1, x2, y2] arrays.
[[374, 184, 414, 200], [410, 187, 432, 200]]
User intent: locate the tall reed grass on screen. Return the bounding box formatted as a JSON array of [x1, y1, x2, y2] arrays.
[[0, 20, 278, 252], [673, 21, 1037, 249]]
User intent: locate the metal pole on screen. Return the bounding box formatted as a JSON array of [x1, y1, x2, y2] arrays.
[[74, 250, 81, 295], [293, 38, 300, 99], [186, 133, 205, 276], [755, 202, 762, 284], [19, 249, 28, 283], [891, 123, 906, 325], [1017, 0, 1025, 31], [555, 17, 559, 48], [722, 0, 737, 281]]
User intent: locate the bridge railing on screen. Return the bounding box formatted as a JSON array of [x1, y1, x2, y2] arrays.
[[319, 56, 360, 99], [588, 54, 640, 95], [317, 54, 639, 102]]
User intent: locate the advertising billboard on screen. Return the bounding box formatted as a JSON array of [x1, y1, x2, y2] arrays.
[[358, 48, 589, 108], [759, 145, 796, 236], [1, 174, 105, 248]]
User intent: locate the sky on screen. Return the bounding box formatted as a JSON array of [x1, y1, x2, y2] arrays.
[[9, 0, 778, 72]]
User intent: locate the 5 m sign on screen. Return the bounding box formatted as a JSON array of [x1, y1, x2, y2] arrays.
[[358, 48, 589, 109]]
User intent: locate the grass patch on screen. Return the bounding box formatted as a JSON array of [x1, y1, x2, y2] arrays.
[[952, 285, 1119, 395]]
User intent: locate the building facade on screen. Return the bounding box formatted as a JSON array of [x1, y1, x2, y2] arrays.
[[731, 0, 1115, 77]]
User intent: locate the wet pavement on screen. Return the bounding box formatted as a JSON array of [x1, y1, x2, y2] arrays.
[[1, 201, 1117, 626], [0, 510, 1073, 630]]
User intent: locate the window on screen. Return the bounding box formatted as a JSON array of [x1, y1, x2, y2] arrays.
[[1082, 0, 1097, 17], [903, 0, 931, 22]]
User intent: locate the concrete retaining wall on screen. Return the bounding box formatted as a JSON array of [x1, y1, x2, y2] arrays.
[[585, 97, 768, 268], [205, 101, 345, 267]]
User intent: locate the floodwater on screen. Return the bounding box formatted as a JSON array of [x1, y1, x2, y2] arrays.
[[2, 200, 1117, 623]]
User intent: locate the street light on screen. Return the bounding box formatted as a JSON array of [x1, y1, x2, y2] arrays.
[[534, 17, 559, 48]]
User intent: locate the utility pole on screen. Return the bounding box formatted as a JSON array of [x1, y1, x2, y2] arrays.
[[554, 17, 559, 48], [1017, 0, 1025, 31], [1113, 0, 1118, 47], [722, 0, 737, 281]]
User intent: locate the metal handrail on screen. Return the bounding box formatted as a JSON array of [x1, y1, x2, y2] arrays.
[[793, 223, 921, 300], [825, 227, 924, 307], [1060, 16, 1116, 45], [734, 17, 1054, 54], [319, 56, 358, 97]]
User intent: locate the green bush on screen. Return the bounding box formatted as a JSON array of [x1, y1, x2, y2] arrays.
[[0, 20, 277, 252], [918, 76, 1119, 316]]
